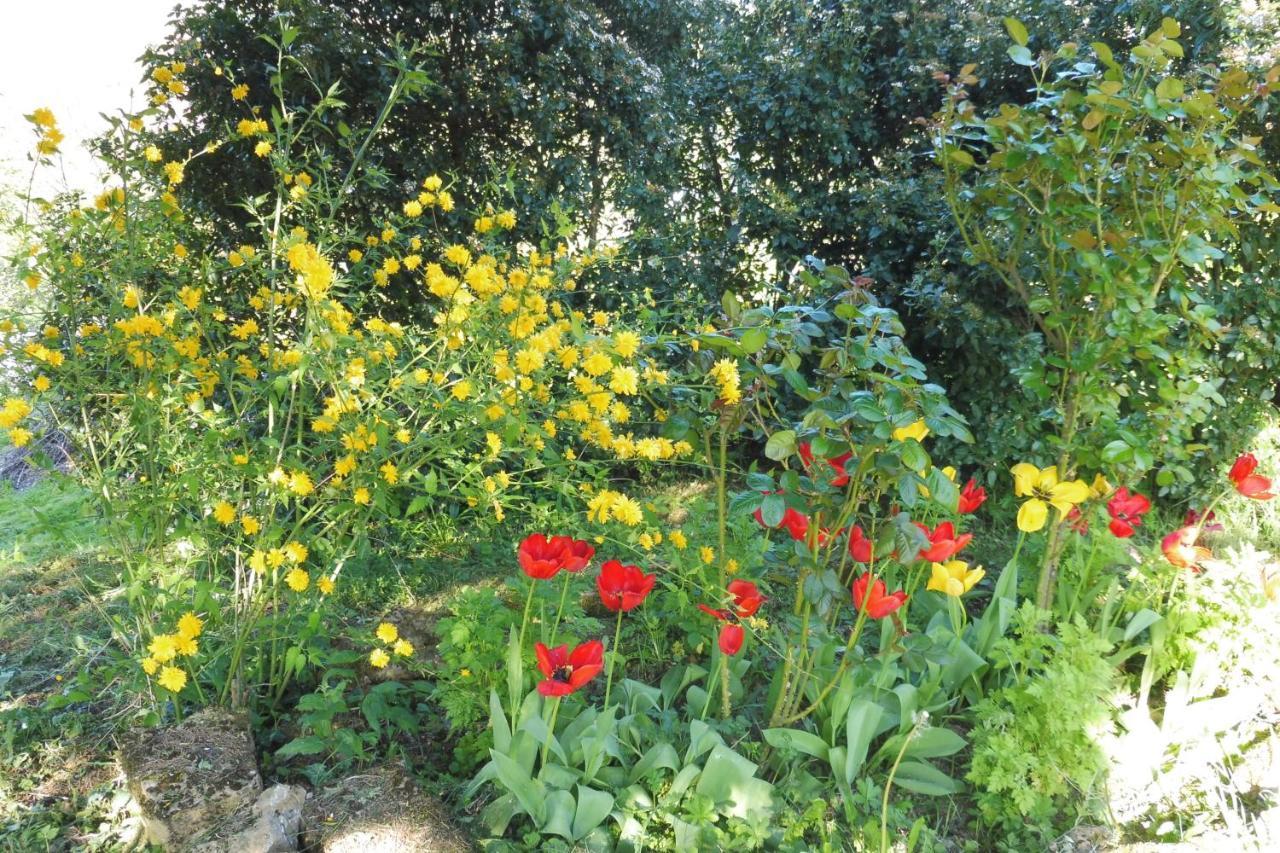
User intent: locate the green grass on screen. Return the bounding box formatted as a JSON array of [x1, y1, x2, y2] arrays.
[[0, 479, 142, 850]]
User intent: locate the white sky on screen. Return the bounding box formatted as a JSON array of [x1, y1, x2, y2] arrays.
[[0, 0, 187, 196]]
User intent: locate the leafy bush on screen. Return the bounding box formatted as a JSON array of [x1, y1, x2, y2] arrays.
[[967, 603, 1119, 834]]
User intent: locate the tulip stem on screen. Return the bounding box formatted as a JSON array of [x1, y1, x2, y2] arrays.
[[603, 609, 624, 711], [700, 653, 723, 720], [519, 578, 537, 648], [548, 573, 572, 645], [540, 697, 561, 770]]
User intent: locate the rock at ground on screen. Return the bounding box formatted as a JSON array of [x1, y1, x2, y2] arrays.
[[118, 707, 264, 849], [301, 764, 469, 852], [205, 783, 307, 853]]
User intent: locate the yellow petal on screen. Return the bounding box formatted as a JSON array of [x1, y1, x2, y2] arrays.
[[945, 577, 964, 597], [1039, 465, 1060, 490], [1010, 463, 1040, 497], [963, 567, 986, 592], [1089, 473, 1113, 499], [1051, 479, 1090, 506], [893, 419, 930, 443], [1017, 498, 1048, 532], [927, 563, 949, 593]]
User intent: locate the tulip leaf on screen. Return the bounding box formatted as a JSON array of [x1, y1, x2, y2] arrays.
[[1123, 608, 1163, 641], [489, 748, 547, 824], [904, 727, 967, 759], [892, 760, 963, 796], [764, 727, 831, 761], [843, 699, 883, 784], [572, 786, 614, 840]]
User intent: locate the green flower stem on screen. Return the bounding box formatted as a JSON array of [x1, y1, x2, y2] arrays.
[[547, 573, 573, 645], [602, 609, 624, 711], [880, 721, 919, 853], [700, 653, 723, 721], [540, 697, 561, 771], [519, 578, 537, 647]]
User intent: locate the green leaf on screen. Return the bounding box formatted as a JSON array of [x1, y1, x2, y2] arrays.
[[904, 727, 966, 759], [276, 735, 326, 758], [739, 327, 768, 354], [489, 749, 547, 824], [759, 493, 786, 527], [572, 786, 614, 840], [1003, 17, 1029, 47], [892, 760, 963, 796], [763, 727, 830, 761], [1123, 608, 1163, 642], [764, 429, 797, 461], [844, 699, 883, 784], [1008, 45, 1035, 66], [1092, 41, 1116, 68]]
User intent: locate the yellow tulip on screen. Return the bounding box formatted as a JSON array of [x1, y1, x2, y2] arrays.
[[927, 560, 985, 597], [1010, 463, 1090, 532], [893, 419, 930, 442]]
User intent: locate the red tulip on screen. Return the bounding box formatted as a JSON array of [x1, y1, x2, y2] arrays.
[[1161, 526, 1211, 572], [718, 624, 744, 655], [847, 525, 873, 563], [727, 579, 766, 617], [534, 640, 605, 697], [957, 478, 987, 514], [596, 559, 656, 612], [852, 574, 907, 619], [798, 441, 852, 487], [1106, 487, 1151, 538], [698, 579, 767, 626], [518, 533, 566, 580], [1229, 453, 1274, 500], [555, 536, 596, 572], [915, 521, 972, 562], [779, 508, 810, 541]]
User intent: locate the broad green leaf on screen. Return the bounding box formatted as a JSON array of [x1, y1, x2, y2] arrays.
[[760, 492, 786, 527], [1003, 16, 1029, 46], [489, 749, 547, 824], [1008, 45, 1035, 66], [740, 326, 768, 354], [764, 429, 797, 461], [844, 699, 883, 784], [892, 760, 963, 796], [904, 727, 966, 759], [763, 727, 830, 761], [572, 786, 614, 840], [1124, 608, 1163, 641]]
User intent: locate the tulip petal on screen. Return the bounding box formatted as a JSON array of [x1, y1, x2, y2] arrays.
[[1017, 498, 1048, 532]]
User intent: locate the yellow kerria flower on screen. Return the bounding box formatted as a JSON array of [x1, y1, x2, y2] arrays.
[[317, 577, 335, 595], [700, 546, 715, 565], [353, 487, 371, 505], [285, 568, 310, 592], [927, 560, 985, 597], [375, 622, 398, 644], [176, 612, 203, 639], [212, 501, 236, 525], [157, 665, 187, 693], [369, 648, 390, 668], [393, 639, 414, 657], [669, 530, 688, 550], [1010, 463, 1091, 532], [892, 419, 930, 442], [141, 657, 159, 675]]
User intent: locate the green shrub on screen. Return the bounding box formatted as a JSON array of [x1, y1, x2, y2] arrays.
[[967, 603, 1118, 834]]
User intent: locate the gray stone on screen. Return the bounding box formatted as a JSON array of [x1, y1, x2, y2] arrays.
[[213, 784, 307, 853]]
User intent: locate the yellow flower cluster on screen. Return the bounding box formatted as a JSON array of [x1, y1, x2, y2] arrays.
[[708, 358, 741, 404], [1, 398, 34, 447], [586, 489, 644, 526], [369, 622, 414, 668], [141, 611, 203, 694], [286, 241, 335, 300], [30, 107, 63, 156]]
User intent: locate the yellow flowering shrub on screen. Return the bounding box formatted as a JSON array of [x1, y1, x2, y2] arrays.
[[1, 48, 689, 715]]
